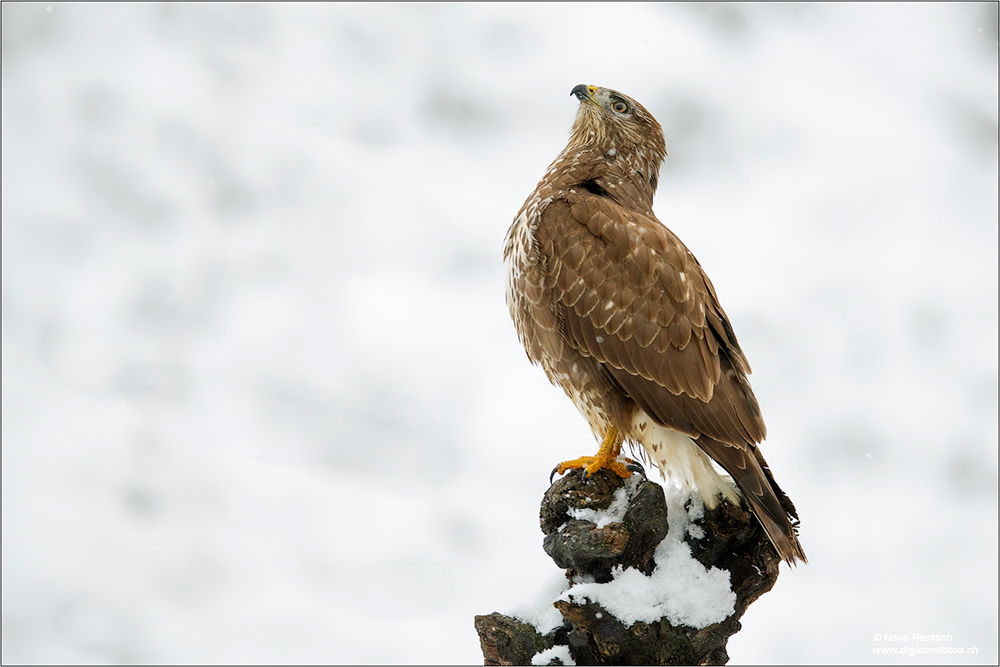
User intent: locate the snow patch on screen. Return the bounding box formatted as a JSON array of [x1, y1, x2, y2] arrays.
[[684, 494, 706, 539], [558, 483, 734, 628], [532, 644, 575, 665], [566, 475, 638, 528], [508, 572, 569, 635]]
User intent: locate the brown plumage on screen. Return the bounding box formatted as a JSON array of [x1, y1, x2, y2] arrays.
[[504, 84, 806, 564]]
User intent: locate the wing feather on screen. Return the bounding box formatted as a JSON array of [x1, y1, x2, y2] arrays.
[[538, 193, 765, 446]]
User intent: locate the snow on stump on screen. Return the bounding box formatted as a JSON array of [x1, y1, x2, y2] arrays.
[[474, 468, 782, 666]]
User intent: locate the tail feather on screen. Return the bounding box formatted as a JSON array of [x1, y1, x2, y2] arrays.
[[696, 435, 807, 565]]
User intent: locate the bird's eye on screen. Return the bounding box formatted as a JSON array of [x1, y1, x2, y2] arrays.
[[612, 100, 629, 114]]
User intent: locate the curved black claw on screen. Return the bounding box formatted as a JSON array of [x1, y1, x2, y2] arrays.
[[626, 461, 646, 477], [549, 466, 561, 485]]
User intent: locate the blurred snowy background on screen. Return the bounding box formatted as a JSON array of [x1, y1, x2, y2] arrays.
[[2, 2, 997, 664]]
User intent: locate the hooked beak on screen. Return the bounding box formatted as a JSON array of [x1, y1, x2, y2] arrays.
[[571, 84, 598, 104]]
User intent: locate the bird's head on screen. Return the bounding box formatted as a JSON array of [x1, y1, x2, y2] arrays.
[[567, 84, 666, 191]]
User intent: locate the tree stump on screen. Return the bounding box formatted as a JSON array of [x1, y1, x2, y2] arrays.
[[475, 468, 783, 665]]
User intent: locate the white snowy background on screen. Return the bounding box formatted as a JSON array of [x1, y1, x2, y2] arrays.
[[3, 3, 997, 664]]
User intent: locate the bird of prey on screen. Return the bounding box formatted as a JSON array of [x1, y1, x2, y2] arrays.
[[504, 84, 806, 564]]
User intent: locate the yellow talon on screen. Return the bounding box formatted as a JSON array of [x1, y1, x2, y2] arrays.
[[554, 426, 632, 479]]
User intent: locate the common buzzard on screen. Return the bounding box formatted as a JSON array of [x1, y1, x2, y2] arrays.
[[504, 84, 806, 564]]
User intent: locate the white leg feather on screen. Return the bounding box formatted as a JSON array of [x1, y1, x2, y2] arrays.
[[631, 411, 741, 509]]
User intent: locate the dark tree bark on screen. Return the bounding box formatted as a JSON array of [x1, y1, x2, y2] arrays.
[[475, 469, 783, 666]]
